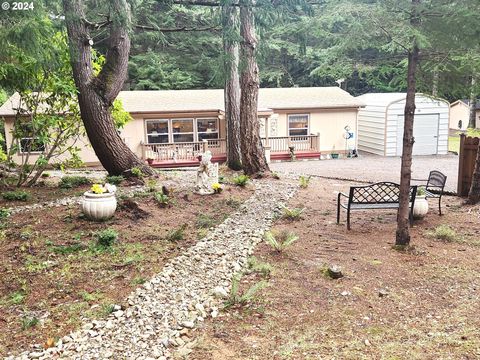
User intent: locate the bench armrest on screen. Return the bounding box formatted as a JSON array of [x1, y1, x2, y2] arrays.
[[337, 192, 349, 202]]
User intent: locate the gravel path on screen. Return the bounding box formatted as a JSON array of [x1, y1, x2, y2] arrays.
[[270, 153, 459, 193], [9, 179, 297, 360]]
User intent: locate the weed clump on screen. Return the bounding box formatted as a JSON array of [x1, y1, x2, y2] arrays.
[[95, 228, 118, 248], [264, 230, 298, 253], [59, 176, 90, 189]]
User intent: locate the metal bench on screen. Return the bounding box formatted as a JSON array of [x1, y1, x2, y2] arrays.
[[412, 170, 447, 215], [337, 182, 417, 230]]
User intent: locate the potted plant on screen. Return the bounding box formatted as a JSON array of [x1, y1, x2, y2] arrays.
[[146, 157, 154, 165], [82, 183, 117, 221], [413, 187, 429, 219]]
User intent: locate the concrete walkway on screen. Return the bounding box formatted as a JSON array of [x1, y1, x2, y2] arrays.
[[271, 153, 459, 193]]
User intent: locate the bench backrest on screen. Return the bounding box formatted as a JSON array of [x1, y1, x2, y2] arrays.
[[349, 182, 417, 205], [426, 170, 447, 191]]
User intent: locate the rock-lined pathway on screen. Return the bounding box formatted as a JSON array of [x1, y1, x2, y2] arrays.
[[8, 179, 297, 360]]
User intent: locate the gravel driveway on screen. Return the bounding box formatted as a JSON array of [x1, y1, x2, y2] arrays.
[[271, 153, 459, 193]]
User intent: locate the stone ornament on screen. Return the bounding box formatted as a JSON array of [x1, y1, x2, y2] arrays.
[[195, 151, 218, 195]]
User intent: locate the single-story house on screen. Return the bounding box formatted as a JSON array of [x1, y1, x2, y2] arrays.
[[0, 87, 364, 167], [356, 93, 449, 156], [449, 100, 480, 130]]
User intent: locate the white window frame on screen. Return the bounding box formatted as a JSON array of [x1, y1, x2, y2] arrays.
[[288, 114, 310, 137], [196, 118, 219, 141], [145, 119, 170, 144], [18, 137, 45, 154], [172, 118, 194, 143]]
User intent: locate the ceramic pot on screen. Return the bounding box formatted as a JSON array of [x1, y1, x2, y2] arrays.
[[82, 192, 117, 220], [413, 197, 429, 219]]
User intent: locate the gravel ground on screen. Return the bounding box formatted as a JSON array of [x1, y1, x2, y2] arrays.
[[270, 153, 459, 193], [8, 178, 297, 360]]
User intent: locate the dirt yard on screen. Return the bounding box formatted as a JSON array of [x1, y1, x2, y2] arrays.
[[0, 177, 253, 357], [192, 177, 480, 360]]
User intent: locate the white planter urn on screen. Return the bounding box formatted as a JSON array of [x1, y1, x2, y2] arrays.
[[413, 197, 429, 219], [82, 192, 117, 221]]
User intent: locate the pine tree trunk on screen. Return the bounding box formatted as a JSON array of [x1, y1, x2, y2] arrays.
[[239, 0, 269, 176], [432, 67, 439, 97], [396, 0, 420, 246], [222, 4, 242, 170], [63, 0, 153, 176], [468, 77, 477, 129], [467, 143, 480, 204]]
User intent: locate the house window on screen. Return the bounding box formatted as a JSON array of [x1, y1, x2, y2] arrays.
[[19, 137, 45, 153], [288, 114, 309, 136], [146, 120, 169, 143], [172, 119, 194, 143], [16, 123, 45, 153], [197, 118, 219, 141]]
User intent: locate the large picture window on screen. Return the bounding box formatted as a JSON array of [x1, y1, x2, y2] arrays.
[[172, 119, 194, 142], [146, 120, 169, 143], [288, 114, 309, 136], [197, 118, 218, 140]]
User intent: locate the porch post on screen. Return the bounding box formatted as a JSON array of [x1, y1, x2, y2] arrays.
[[202, 139, 209, 153], [316, 132, 321, 151]]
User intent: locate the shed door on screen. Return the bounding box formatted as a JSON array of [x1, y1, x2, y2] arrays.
[[396, 114, 439, 156]]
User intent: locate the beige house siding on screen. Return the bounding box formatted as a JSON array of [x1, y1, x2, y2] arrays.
[[449, 101, 480, 129], [274, 108, 358, 153]]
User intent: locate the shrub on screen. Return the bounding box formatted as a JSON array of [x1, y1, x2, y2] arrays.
[[2, 190, 30, 201], [0, 208, 10, 219], [299, 175, 311, 188], [247, 257, 273, 277], [166, 224, 187, 242], [105, 175, 125, 185], [281, 206, 304, 221], [224, 275, 268, 309], [131, 167, 143, 178], [264, 230, 298, 253], [59, 176, 90, 189], [154, 191, 169, 207], [41, 172, 51, 178], [95, 228, 118, 248], [429, 225, 457, 242], [232, 174, 249, 187], [21, 316, 39, 330], [146, 179, 158, 192]]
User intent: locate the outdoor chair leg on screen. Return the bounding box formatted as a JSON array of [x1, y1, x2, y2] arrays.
[[438, 196, 442, 215]]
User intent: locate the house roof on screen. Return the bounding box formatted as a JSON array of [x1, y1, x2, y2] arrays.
[[0, 87, 363, 117], [451, 99, 480, 110]]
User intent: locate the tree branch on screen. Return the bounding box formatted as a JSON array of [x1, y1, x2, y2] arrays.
[[135, 24, 219, 32]]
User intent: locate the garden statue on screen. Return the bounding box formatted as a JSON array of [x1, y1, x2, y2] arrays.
[[195, 151, 218, 195]]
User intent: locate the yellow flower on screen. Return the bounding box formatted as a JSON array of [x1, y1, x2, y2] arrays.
[[212, 182, 222, 193], [91, 184, 106, 194]]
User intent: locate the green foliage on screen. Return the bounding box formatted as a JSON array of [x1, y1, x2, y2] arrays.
[[110, 99, 133, 129], [466, 128, 480, 137], [281, 206, 305, 220], [247, 257, 273, 278], [95, 228, 118, 248], [224, 275, 268, 309], [146, 179, 158, 192], [0, 208, 10, 219], [50, 243, 85, 255], [59, 176, 90, 189], [299, 175, 311, 189], [131, 167, 143, 178], [264, 230, 299, 253], [21, 316, 39, 330], [232, 174, 250, 187], [154, 191, 169, 207], [416, 187, 426, 197], [428, 225, 457, 242], [9, 291, 26, 305], [195, 214, 216, 229], [2, 190, 29, 201], [271, 172, 280, 180], [166, 224, 187, 242], [105, 175, 125, 185]]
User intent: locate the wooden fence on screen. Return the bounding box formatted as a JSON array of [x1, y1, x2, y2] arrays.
[[457, 134, 479, 196]]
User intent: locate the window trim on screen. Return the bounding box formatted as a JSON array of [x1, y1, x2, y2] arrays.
[[171, 118, 195, 143], [196, 117, 219, 141], [287, 113, 310, 137], [18, 137, 46, 154], [145, 119, 170, 144]]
